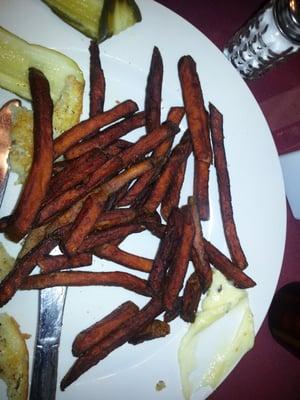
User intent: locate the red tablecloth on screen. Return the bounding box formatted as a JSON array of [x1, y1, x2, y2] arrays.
[[156, 1, 300, 399]]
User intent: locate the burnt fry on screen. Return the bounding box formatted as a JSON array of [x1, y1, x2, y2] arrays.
[[143, 131, 192, 214], [72, 301, 139, 356], [204, 239, 255, 288], [180, 272, 202, 323], [209, 103, 248, 269], [178, 55, 212, 220], [128, 319, 170, 345], [5, 68, 53, 242], [189, 196, 212, 292], [20, 271, 152, 297], [65, 111, 145, 160], [60, 298, 162, 390], [64, 195, 106, 255], [53, 100, 138, 158], [89, 40, 105, 117], [94, 244, 153, 273], [163, 205, 194, 312], [145, 46, 163, 133], [163, 298, 182, 323], [38, 253, 92, 273]]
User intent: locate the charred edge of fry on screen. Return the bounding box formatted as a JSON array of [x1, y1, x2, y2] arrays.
[[148, 208, 183, 295], [93, 243, 153, 273], [72, 301, 139, 356], [163, 297, 182, 323], [128, 319, 170, 345], [89, 40, 105, 117], [204, 239, 256, 289], [209, 102, 248, 269], [38, 253, 93, 273], [163, 205, 195, 312], [60, 298, 162, 390], [5, 68, 53, 242], [194, 158, 210, 221], [20, 271, 153, 297], [188, 196, 212, 292], [145, 46, 163, 134], [180, 272, 202, 323]]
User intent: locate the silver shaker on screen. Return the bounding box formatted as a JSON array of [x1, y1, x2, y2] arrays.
[[223, 0, 300, 79]]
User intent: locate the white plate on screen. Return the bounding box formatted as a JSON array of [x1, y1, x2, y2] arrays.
[[0, 0, 286, 399]]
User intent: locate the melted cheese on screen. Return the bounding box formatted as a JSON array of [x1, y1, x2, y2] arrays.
[[178, 270, 254, 400]]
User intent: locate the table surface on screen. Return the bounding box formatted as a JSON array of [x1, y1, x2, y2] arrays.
[[155, 1, 300, 399]]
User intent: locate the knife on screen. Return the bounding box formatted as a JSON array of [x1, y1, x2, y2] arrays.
[[29, 286, 67, 400], [0, 99, 67, 399]]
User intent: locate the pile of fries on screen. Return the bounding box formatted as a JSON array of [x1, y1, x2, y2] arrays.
[[0, 41, 255, 390]]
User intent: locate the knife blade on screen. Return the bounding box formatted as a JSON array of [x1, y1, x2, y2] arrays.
[[29, 286, 67, 400]]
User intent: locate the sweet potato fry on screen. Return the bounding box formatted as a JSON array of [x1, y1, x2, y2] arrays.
[[20, 271, 151, 297], [20, 271, 152, 297], [94, 243, 153, 273], [89, 40, 105, 117], [64, 195, 106, 255], [178, 55, 212, 220], [163, 298, 182, 323], [209, 103, 248, 269], [189, 196, 212, 292], [163, 205, 195, 312], [60, 297, 162, 390], [116, 106, 184, 207], [78, 224, 145, 253], [47, 148, 109, 198], [64, 111, 145, 160], [143, 131, 192, 214], [160, 142, 190, 221], [180, 272, 202, 323], [5, 68, 53, 242], [128, 319, 170, 345], [72, 301, 139, 356], [148, 208, 183, 295], [38, 253, 92, 273], [37, 121, 179, 225], [204, 239, 256, 288], [0, 236, 57, 306], [145, 46, 163, 134], [53, 100, 138, 158], [94, 208, 137, 231]]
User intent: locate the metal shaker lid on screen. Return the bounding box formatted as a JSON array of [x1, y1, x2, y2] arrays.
[[274, 0, 300, 44]]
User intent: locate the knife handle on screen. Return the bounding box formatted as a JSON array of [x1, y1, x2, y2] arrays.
[[29, 344, 59, 400]]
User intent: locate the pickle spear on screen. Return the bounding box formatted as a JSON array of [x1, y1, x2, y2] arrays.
[[42, 0, 142, 43]]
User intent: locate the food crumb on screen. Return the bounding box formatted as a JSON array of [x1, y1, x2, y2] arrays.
[[155, 380, 166, 391]]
